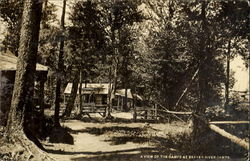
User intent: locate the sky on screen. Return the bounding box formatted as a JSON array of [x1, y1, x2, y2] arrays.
[[231, 56, 249, 91], [0, 0, 249, 92]]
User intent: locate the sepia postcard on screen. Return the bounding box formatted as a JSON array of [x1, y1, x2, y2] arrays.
[[0, 0, 249, 160]]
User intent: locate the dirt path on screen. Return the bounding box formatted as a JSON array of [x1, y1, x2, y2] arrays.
[[44, 112, 190, 161]]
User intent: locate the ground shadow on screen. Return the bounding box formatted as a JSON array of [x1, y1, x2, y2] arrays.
[[66, 125, 178, 147], [57, 117, 248, 160], [66, 125, 167, 146], [48, 126, 74, 145], [45, 128, 248, 160], [63, 115, 161, 124], [68, 126, 147, 136], [62, 116, 103, 123], [103, 135, 180, 147], [110, 117, 159, 124], [104, 136, 151, 145]]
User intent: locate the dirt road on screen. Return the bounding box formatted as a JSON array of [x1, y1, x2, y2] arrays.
[[44, 112, 190, 161]]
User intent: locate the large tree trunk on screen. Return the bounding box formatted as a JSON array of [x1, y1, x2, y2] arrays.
[[191, 1, 210, 152], [54, 0, 66, 127], [61, 71, 79, 117], [6, 0, 43, 146]]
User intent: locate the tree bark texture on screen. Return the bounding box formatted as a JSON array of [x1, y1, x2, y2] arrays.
[[54, 0, 66, 127], [6, 0, 43, 136]]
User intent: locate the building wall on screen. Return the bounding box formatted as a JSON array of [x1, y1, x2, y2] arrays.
[[0, 71, 15, 125], [0, 70, 47, 126]]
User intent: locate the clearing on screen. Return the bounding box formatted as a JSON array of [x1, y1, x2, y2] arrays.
[[44, 112, 191, 161]]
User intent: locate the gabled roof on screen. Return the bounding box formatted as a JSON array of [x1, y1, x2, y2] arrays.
[[64, 83, 134, 99], [0, 52, 48, 71], [64, 83, 111, 95]]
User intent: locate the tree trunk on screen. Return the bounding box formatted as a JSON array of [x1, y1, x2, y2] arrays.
[[123, 59, 128, 111], [225, 39, 231, 109], [106, 67, 111, 118], [6, 0, 43, 146], [209, 124, 249, 150], [61, 71, 79, 117], [174, 69, 199, 108], [105, 26, 118, 119], [191, 1, 210, 152], [54, 0, 66, 127], [124, 88, 128, 111], [106, 65, 116, 118], [78, 70, 83, 116]]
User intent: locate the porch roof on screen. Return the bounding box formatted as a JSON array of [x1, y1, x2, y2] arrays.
[[0, 51, 48, 71]]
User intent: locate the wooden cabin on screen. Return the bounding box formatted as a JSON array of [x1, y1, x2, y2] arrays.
[[64, 83, 134, 112], [64, 83, 110, 106], [0, 51, 48, 125]]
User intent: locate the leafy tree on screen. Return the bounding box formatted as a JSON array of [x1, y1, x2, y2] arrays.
[[102, 0, 143, 117], [0, 0, 57, 56], [0, 0, 23, 55], [63, 0, 143, 117], [117, 25, 138, 111], [215, 0, 249, 106]]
